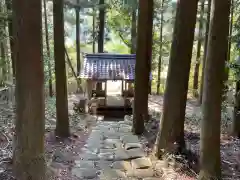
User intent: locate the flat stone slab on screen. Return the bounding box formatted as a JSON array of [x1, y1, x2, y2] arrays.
[[121, 135, 139, 144], [100, 169, 126, 180], [72, 167, 98, 179], [95, 160, 112, 170], [127, 168, 154, 178], [98, 152, 114, 161], [78, 152, 100, 161], [126, 148, 145, 159], [111, 161, 132, 171], [114, 149, 130, 161], [125, 143, 143, 150], [131, 157, 152, 169], [74, 160, 94, 168]]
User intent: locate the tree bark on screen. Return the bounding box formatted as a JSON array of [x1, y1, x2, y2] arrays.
[[53, 0, 70, 138], [232, 80, 240, 137], [43, 0, 53, 97], [156, 0, 198, 157], [130, 9, 137, 54], [92, 8, 96, 53], [12, 0, 46, 179], [199, 0, 212, 104], [98, 0, 105, 53], [76, 0, 81, 75], [193, 0, 205, 98], [132, 0, 153, 135], [157, 0, 164, 95], [198, 0, 231, 179], [5, 0, 15, 78]]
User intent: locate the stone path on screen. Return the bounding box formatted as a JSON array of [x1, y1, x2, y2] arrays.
[[69, 116, 163, 179]]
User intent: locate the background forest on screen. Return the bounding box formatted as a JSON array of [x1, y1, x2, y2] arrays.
[[0, 0, 240, 179]]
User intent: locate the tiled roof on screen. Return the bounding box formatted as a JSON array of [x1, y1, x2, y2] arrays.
[[80, 53, 141, 80]]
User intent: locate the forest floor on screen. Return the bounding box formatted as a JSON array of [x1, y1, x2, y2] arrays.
[[0, 94, 239, 179]]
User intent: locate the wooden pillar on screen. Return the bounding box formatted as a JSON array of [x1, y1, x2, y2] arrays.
[[104, 80, 107, 105], [86, 79, 93, 99]]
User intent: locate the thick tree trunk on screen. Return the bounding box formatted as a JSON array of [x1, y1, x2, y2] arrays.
[[157, 0, 164, 95], [193, 0, 205, 98], [98, 0, 105, 53], [43, 0, 53, 97], [156, 0, 198, 157], [232, 81, 240, 137], [5, 0, 15, 78], [198, 0, 231, 179], [76, 0, 81, 75], [131, 9, 137, 54], [199, 0, 211, 104], [53, 0, 70, 138], [133, 0, 153, 135], [12, 0, 46, 179]]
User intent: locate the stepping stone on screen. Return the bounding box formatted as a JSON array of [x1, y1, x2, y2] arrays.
[[74, 160, 94, 168], [121, 135, 139, 144], [127, 168, 154, 178], [131, 157, 152, 169], [111, 161, 132, 171], [118, 126, 132, 133], [99, 148, 117, 154], [103, 132, 121, 139], [79, 152, 100, 161], [125, 143, 143, 150], [114, 149, 130, 161], [98, 152, 114, 161], [95, 160, 112, 170], [126, 148, 145, 159], [72, 167, 98, 179], [100, 169, 126, 180]]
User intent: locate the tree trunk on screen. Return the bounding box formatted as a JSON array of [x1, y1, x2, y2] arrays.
[[232, 80, 240, 137], [12, 0, 46, 179], [76, 0, 81, 75], [5, 0, 15, 78], [53, 0, 70, 138], [156, 0, 198, 157], [43, 0, 53, 97], [131, 9, 137, 54], [198, 0, 231, 179], [223, 0, 234, 88], [98, 0, 105, 53], [157, 0, 164, 95], [199, 0, 211, 104], [193, 0, 205, 98], [132, 0, 153, 135], [92, 8, 96, 53]]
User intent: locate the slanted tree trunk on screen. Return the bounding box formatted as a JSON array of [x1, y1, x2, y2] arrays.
[[156, 0, 198, 157], [43, 0, 53, 97], [193, 0, 204, 97], [157, 0, 165, 95], [5, 0, 15, 78], [53, 0, 70, 138], [12, 0, 46, 179], [133, 0, 153, 135], [198, 0, 231, 179], [199, 0, 211, 104], [232, 80, 240, 137], [98, 0, 105, 53], [131, 9, 137, 54], [76, 0, 81, 75]]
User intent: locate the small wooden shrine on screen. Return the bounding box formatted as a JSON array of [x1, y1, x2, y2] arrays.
[[79, 53, 151, 116]]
